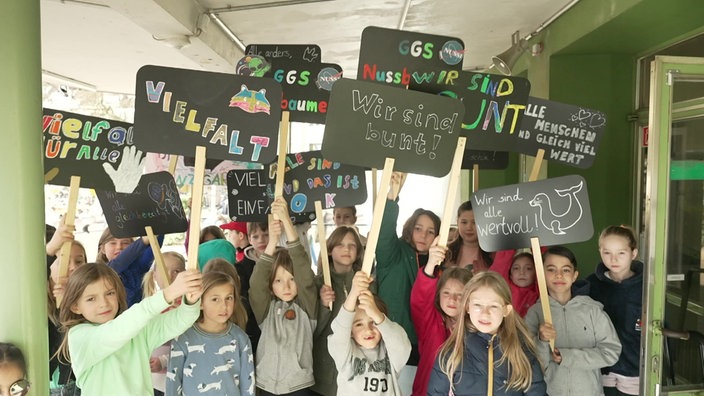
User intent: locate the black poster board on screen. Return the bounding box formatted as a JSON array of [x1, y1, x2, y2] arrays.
[[410, 71, 530, 151], [357, 26, 464, 87], [322, 78, 464, 177], [271, 150, 367, 213], [245, 44, 322, 64], [43, 108, 145, 190], [226, 169, 316, 224], [264, 62, 343, 124], [517, 97, 606, 168], [96, 171, 188, 238], [471, 175, 593, 251], [134, 65, 283, 164], [462, 150, 509, 170]]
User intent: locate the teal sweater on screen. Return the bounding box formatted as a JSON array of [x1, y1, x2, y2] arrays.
[[375, 199, 419, 346], [69, 290, 200, 395]]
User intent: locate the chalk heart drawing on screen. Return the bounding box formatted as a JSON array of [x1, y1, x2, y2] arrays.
[[571, 109, 593, 127], [589, 113, 606, 128], [148, 182, 165, 205], [529, 181, 584, 235], [231, 188, 239, 196]]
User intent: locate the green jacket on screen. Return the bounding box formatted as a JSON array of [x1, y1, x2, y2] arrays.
[[375, 199, 419, 346]]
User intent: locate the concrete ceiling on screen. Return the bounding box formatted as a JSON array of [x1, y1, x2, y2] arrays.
[[41, 0, 576, 96]]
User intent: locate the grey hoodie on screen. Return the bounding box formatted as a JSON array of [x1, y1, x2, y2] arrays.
[[525, 295, 622, 396], [249, 240, 318, 394], [328, 308, 411, 396]]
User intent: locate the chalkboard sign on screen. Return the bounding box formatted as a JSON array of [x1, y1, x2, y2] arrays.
[[263, 61, 343, 124], [270, 150, 367, 213], [358, 26, 464, 87], [517, 97, 606, 168], [226, 169, 316, 224], [134, 65, 282, 164], [96, 171, 188, 238], [322, 78, 464, 177], [410, 71, 530, 151], [43, 108, 145, 190], [245, 44, 321, 64], [471, 175, 593, 251], [462, 150, 509, 170]]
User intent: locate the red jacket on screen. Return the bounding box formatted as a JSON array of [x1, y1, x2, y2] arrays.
[[410, 268, 450, 396], [490, 249, 540, 317]]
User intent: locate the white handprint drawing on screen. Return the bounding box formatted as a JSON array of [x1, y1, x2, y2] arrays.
[[102, 145, 145, 193]]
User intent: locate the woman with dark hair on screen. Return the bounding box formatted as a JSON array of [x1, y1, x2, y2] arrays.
[[375, 172, 441, 394]]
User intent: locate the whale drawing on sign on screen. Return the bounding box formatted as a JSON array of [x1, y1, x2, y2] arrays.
[[529, 181, 584, 235]]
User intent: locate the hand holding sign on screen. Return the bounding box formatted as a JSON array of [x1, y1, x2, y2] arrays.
[[103, 145, 146, 193]]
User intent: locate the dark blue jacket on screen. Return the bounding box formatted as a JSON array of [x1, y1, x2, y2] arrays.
[[586, 260, 643, 377], [107, 236, 162, 307], [427, 331, 547, 396]]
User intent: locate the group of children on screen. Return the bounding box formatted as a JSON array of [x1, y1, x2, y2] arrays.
[[2, 171, 644, 396]]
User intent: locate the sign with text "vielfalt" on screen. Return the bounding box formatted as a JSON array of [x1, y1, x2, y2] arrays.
[[134, 65, 282, 164]]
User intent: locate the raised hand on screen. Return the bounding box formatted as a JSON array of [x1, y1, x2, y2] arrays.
[[343, 271, 373, 312], [163, 269, 202, 304], [357, 290, 384, 324], [46, 215, 75, 256], [102, 145, 146, 193], [424, 237, 447, 276], [319, 284, 335, 308]]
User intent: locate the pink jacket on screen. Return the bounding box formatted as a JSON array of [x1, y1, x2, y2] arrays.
[[410, 268, 451, 396], [490, 250, 540, 317]]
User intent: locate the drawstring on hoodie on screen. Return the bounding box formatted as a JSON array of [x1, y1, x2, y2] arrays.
[[488, 334, 496, 395]]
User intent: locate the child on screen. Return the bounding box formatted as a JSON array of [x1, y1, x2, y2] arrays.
[[328, 271, 411, 395], [427, 271, 546, 396], [249, 197, 317, 395], [410, 240, 472, 396], [58, 263, 203, 395], [236, 221, 269, 353], [587, 225, 643, 396], [199, 225, 225, 244], [333, 206, 367, 246], [525, 246, 621, 396], [96, 228, 161, 307], [376, 172, 440, 389], [47, 238, 86, 395], [167, 271, 254, 396], [445, 201, 493, 272], [0, 343, 30, 396], [141, 251, 186, 396], [312, 225, 366, 395], [490, 251, 540, 317], [220, 221, 250, 262]]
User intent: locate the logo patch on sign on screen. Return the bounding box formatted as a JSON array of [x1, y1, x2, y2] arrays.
[[229, 85, 271, 114], [635, 318, 642, 332]]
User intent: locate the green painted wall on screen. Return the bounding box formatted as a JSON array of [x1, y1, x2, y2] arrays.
[[516, 0, 704, 275]]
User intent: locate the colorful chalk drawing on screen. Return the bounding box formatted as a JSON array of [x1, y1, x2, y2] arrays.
[[228, 85, 272, 114], [570, 108, 607, 129], [439, 40, 464, 65], [529, 180, 584, 235], [235, 55, 271, 77]]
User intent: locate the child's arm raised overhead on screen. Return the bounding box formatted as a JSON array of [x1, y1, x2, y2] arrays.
[[249, 211, 283, 324], [410, 238, 445, 339], [271, 197, 317, 318], [329, 271, 371, 367], [359, 289, 411, 370], [69, 269, 202, 372], [375, 172, 409, 269]]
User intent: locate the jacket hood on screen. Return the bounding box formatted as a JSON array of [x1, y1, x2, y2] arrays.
[[595, 260, 644, 285]]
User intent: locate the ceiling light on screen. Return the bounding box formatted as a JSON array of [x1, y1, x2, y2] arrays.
[[490, 31, 526, 76]]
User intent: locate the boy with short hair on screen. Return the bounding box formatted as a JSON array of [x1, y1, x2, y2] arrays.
[[525, 246, 622, 396], [220, 221, 249, 262], [333, 206, 367, 245], [328, 271, 411, 395]]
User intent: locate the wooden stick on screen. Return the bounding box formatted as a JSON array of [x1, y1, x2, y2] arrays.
[[168, 154, 178, 176], [371, 168, 378, 210], [145, 226, 170, 287], [315, 201, 333, 310], [274, 111, 290, 200], [528, 149, 545, 182], [361, 158, 395, 275], [472, 164, 480, 193], [438, 137, 466, 247], [531, 236, 554, 351], [186, 146, 207, 270], [56, 176, 81, 307]]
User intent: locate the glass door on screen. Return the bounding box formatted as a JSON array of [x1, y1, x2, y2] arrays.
[[644, 56, 704, 395]]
